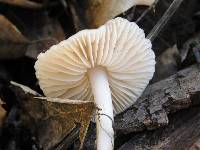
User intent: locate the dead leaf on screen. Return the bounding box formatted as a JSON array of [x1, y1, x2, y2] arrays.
[[70, 0, 155, 28], [25, 38, 58, 59], [40, 18, 65, 42], [0, 15, 29, 43], [0, 15, 30, 59], [0, 0, 42, 9], [25, 18, 66, 59], [10, 81, 95, 150], [0, 14, 65, 59], [0, 98, 6, 128]]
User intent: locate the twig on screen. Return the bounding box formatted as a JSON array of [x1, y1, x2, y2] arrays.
[[147, 0, 185, 42]]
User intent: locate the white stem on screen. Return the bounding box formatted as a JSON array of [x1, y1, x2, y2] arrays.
[[88, 66, 114, 150]]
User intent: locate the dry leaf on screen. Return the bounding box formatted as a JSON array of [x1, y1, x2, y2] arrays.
[[0, 14, 65, 59], [0, 15, 29, 43], [0, 15, 30, 59], [25, 38, 58, 59], [0, 0, 42, 9], [25, 18, 65, 59], [0, 98, 6, 128], [10, 81, 95, 149], [72, 0, 155, 28]]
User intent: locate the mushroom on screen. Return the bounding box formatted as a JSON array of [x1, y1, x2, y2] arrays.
[[35, 17, 155, 150]]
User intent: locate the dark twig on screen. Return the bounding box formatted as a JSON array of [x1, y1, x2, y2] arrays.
[[147, 0, 184, 42]]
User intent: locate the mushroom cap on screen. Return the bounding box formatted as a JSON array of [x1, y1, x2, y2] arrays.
[[35, 17, 155, 115]]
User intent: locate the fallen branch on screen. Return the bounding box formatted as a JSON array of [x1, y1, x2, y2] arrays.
[[115, 64, 200, 134], [118, 105, 200, 150]]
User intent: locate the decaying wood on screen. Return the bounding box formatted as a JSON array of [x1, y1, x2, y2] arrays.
[[114, 64, 200, 134], [69, 0, 155, 28], [9, 81, 95, 150], [118, 105, 200, 150]]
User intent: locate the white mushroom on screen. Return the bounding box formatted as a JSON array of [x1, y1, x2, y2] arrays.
[[35, 17, 155, 150]]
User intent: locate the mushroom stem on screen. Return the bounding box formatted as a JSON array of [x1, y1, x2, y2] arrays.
[[88, 66, 114, 150]]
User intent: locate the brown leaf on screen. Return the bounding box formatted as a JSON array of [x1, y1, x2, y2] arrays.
[[0, 0, 42, 9], [25, 38, 58, 59], [25, 17, 66, 59], [0, 15, 29, 43], [0, 15, 30, 59], [0, 98, 6, 128], [0, 14, 65, 59], [10, 81, 95, 150], [69, 0, 155, 28]]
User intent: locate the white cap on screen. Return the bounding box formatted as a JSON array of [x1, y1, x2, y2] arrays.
[[35, 17, 155, 115]]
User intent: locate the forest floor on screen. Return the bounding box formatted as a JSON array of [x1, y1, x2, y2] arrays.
[[0, 0, 200, 150]]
